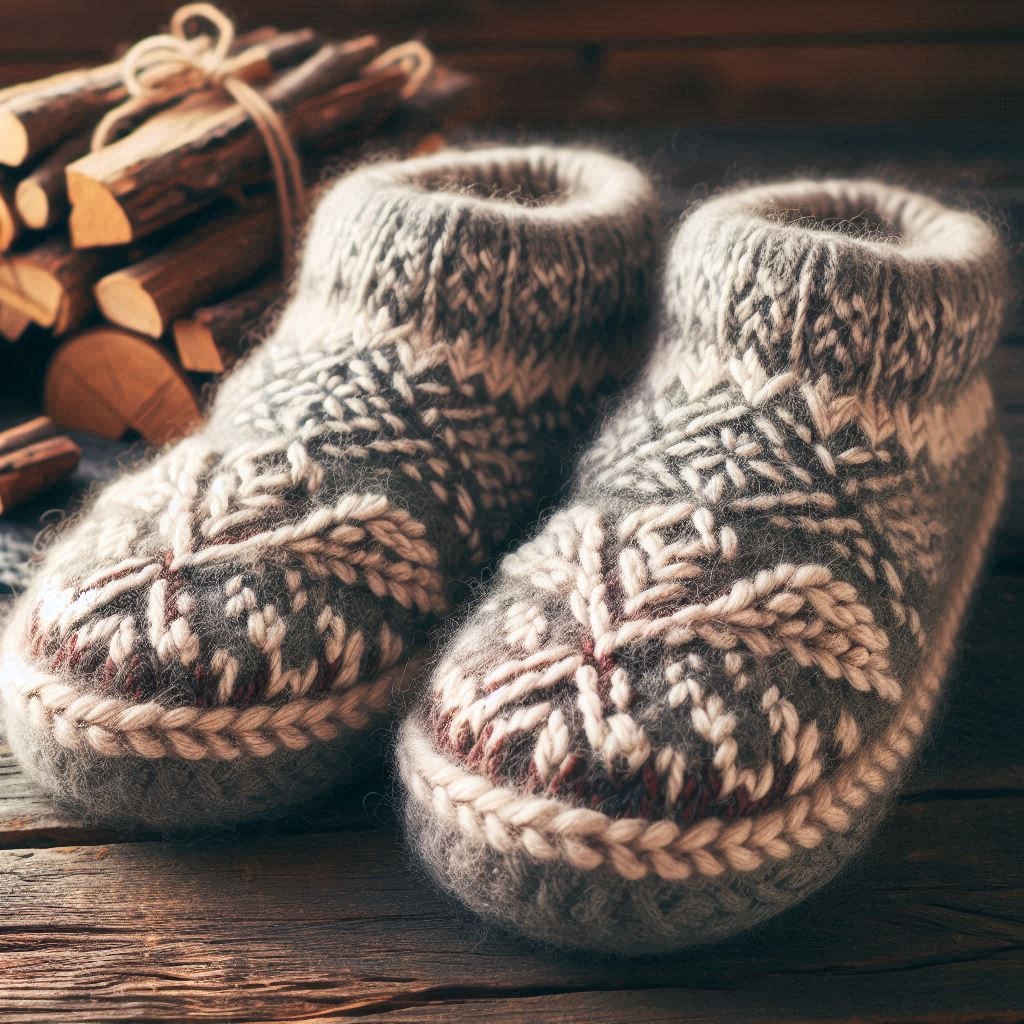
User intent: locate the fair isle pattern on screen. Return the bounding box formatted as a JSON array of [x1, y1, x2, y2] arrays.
[[0, 146, 656, 827], [400, 179, 1009, 951]]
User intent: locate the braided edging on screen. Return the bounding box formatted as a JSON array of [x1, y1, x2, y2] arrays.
[[399, 441, 1008, 883], [1, 651, 425, 761]]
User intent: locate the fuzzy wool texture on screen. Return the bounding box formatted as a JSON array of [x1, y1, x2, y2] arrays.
[[0, 145, 657, 831], [399, 178, 1010, 954]]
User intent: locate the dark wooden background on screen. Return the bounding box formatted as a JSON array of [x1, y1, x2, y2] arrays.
[[1, 3, 1023, 1021], [3, 0, 1024, 124]]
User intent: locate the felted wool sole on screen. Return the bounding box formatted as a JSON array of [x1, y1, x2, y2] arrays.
[[398, 441, 1007, 954], [2, 626, 425, 830]]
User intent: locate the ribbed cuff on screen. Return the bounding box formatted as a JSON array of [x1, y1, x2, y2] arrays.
[[664, 179, 1008, 400], [294, 145, 658, 353]]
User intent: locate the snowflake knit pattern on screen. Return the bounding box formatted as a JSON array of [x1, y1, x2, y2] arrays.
[[0, 145, 657, 830], [399, 178, 1010, 954]]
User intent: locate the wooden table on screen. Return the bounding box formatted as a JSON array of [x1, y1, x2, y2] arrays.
[[1, 126, 1022, 1022]]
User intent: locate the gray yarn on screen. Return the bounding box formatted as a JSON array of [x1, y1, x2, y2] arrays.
[[398, 179, 1009, 953], [0, 145, 657, 831]]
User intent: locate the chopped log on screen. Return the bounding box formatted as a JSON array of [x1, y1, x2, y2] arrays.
[[14, 132, 91, 230], [0, 61, 124, 168], [0, 302, 31, 342], [0, 28, 319, 167], [0, 238, 111, 334], [45, 327, 201, 444], [173, 275, 279, 372], [95, 200, 279, 338], [67, 36, 389, 246], [0, 417, 80, 514], [0, 176, 21, 251], [0, 415, 56, 454]]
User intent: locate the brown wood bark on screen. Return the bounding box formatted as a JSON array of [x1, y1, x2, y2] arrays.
[[45, 327, 201, 443], [66, 37, 396, 246], [13, 131, 91, 230], [0, 416, 79, 513], [0, 174, 22, 250], [0, 238, 112, 334], [95, 200, 279, 338], [0, 28, 319, 168], [173, 274, 280, 372], [0, 414, 56, 454], [0, 60, 125, 167]]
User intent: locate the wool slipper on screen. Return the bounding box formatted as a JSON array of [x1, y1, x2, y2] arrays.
[[0, 145, 657, 831], [399, 178, 1009, 954]]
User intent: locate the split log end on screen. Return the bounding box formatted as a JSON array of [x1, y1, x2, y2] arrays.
[[14, 178, 50, 230], [0, 257, 62, 328], [95, 271, 164, 338], [46, 327, 202, 444], [0, 110, 29, 166], [0, 303, 31, 342], [173, 319, 226, 373], [67, 168, 133, 246]]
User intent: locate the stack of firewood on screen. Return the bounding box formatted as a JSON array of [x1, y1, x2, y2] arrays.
[[0, 16, 467, 468]]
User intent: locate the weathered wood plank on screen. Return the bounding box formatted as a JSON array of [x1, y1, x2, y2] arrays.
[[0, 788, 1019, 1021], [359, 967, 1024, 1024], [448, 40, 1024, 124]]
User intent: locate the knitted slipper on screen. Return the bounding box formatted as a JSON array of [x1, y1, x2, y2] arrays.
[[0, 146, 656, 830], [399, 179, 1009, 953]]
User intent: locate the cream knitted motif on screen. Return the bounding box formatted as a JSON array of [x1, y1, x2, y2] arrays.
[[399, 179, 1009, 954], [0, 145, 657, 829]]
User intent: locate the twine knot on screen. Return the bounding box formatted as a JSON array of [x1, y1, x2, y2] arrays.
[[93, 3, 306, 247]]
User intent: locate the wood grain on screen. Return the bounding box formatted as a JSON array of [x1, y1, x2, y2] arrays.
[[0, 434, 79, 513], [0, 175, 22, 251], [3, 1, 1024, 54], [0, 28, 320, 168], [0, 238, 112, 335], [14, 131, 91, 231], [44, 328, 201, 444], [95, 201, 279, 338], [0, 787, 1019, 1021], [0, 303, 30, 342]]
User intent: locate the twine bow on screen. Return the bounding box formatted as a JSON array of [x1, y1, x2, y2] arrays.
[[93, 3, 305, 245], [92, 3, 434, 251]]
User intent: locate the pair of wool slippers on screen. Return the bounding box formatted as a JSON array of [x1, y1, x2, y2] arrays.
[[0, 146, 1008, 954]]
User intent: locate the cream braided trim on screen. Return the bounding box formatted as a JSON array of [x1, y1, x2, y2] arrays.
[[401, 442, 1008, 882], [2, 652, 424, 761]]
